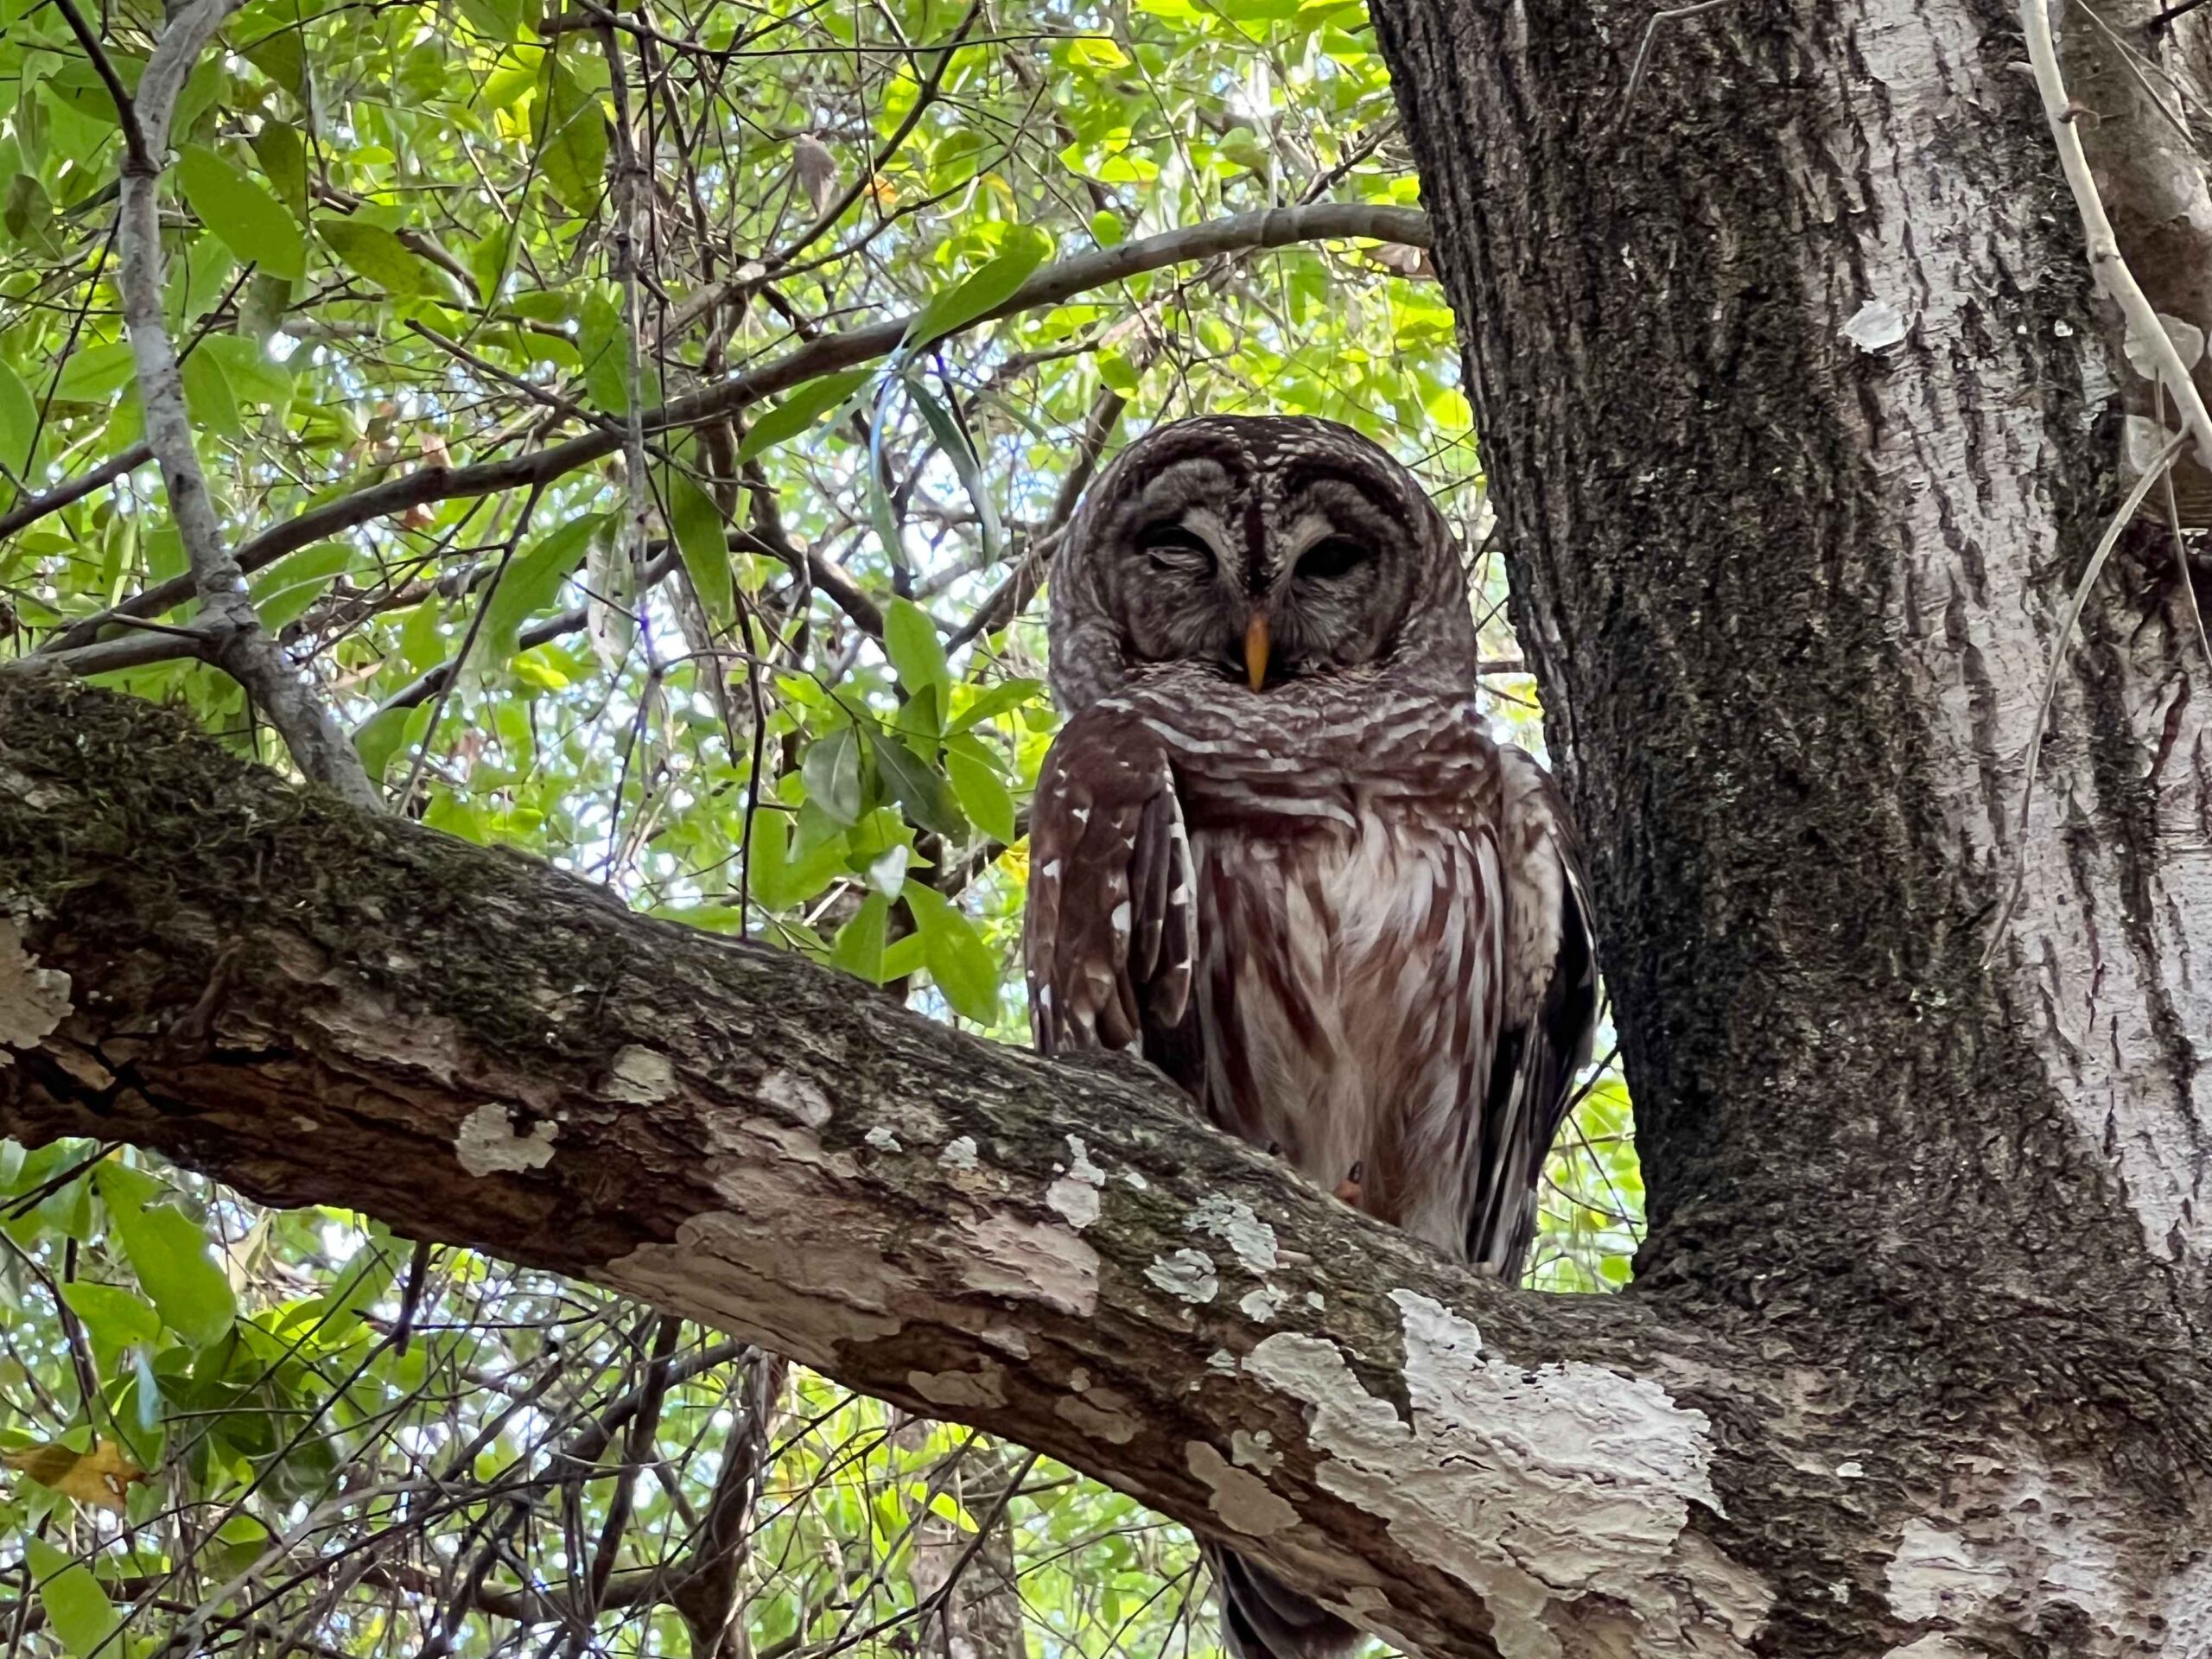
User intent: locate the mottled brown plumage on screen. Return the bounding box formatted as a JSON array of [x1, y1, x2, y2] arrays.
[[1024, 416, 1598, 1659]]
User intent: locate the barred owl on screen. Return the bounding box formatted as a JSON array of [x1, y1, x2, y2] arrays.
[[1023, 416, 1599, 1659]]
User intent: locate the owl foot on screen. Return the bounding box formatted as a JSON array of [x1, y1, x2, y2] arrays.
[[1332, 1160, 1365, 1211]]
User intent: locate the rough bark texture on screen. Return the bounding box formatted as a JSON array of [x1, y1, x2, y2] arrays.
[[0, 676, 1767, 1659], [1370, 0, 2212, 1653]]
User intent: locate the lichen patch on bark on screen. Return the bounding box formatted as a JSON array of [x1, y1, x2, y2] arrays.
[[1245, 1293, 1768, 1658], [0, 917, 70, 1062], [452, 1103, 558, 1176], [1187, 1440, 1299, 1536]]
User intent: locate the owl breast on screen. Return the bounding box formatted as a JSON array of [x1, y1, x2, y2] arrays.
[[1116, 684, 1506, 1261]]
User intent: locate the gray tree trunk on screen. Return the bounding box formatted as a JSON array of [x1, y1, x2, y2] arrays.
[[1370, 0, 2212, 1650]]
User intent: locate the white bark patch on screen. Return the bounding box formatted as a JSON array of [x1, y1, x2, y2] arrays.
[[939, 1135, 980, 1170], [759, 1068, 832, 1129], [1240, 1286, 1285, 1323], [1146, 1249, 1219, 1304], [865, 1127, 904, 1154], [909, 1360, 1007, 1410], [1842, 297, 1909, 351], [1057, 1387, 1142, 1445], [1244, 1292, 1769, 1658], [1187, 1440, 1299, 1537], [1885, 1519, 2010, 1623], [1185, 1194, 1279, 1275], [0, 918, 71, 1062], [604, 1045, 677, 1103], [957, 1213, 1100, 1316], [1208, 1349, 1241, 1375], [1231, 1429, 1281, 1475], [453, 1104, 559, 1176], [1046, 1134, 1106, 1230], [605, 1209, 903, 1370], [1880, 1452, 2212, 1653]]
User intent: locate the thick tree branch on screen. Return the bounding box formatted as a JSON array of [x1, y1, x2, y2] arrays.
[[35, 204, 1430, 667], [0, 673, 1775, 1659]]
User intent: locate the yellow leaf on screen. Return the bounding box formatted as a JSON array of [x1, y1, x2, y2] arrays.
[[3, 1439, 149, 1514]]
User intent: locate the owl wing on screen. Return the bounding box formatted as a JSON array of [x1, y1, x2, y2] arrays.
[[1465, 745, 1601, 1274], [1025, 706, 1198, 1065]]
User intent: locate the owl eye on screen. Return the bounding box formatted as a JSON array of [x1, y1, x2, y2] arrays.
[[1297, 536, 1373, 581], [1138, 522, 1216, 575]]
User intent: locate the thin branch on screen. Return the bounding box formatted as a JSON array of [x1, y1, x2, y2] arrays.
[[1614, 0, 1739, 128], [35, 202, 1432, 667], [48, 0, 149, 172], [2021, 0, 2212, 461], [106, 0, 379, 810], [0, 443, 152, 543]]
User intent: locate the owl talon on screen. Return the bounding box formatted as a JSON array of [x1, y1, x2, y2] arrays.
[[1332, 1160, 1365, 1210]]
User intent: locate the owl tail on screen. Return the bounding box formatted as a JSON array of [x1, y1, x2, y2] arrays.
[[1204, 1544, 1361, 1659]]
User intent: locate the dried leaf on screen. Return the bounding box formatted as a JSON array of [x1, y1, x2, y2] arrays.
[[3, 1439, 149, 1514]]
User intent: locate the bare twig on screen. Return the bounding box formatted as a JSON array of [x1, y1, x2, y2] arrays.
[[0, 442, 152, 542], [35, 203, 1430, 668], [2021, 0, 2212, 461], [1615, 0, 1740, 127], [104, 0, 379, 810]]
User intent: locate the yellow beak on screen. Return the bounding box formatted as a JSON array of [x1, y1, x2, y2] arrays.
[[1243, 612, 1270, 693]]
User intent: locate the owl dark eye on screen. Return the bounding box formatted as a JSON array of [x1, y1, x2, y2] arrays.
[[1298, 536, 1372, 581], [1138, 521, 1216, 575]]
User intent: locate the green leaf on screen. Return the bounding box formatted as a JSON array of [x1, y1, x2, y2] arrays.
[[456, 0, 525, 41], [178, 144, 306, 281], [319, 218, 454, 300], [480, 512, 607, 664], [801, 726, 864, 826], [949, 677, 1045, 731], [249, 121, 309, 224], [747, 810, 849, 912], [25, 1537, 119, 1659], [906, 379, 1002, 558], [882, 595, 950, 709], [181, 348, 241, 439], [353, 702, 434, 781], [830, 891, 889, 981], [238, 28, 308, 103], [96, 1169, 237, 1350], [577, 291, 629, 413], [868, 728, 965, 842], [901, 226, 1052, 352], [51, 341, 137, 404], [0, 357, 39, 474], [200, 334, 293, 411], [536, 60, 607, 215], [250, 541, 350, 627], [1090, 208, 1125, 246], [1098, 347, 1141, 397], [945, 747, 1015, 844], [667, 471, 733, 626], [735, 367, 873, 465], [904, 882, 999, 1025], [60, 1281, 162, 1349]]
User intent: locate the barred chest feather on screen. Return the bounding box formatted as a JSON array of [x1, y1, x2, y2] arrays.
[[1111, 681, 1506, 1259]]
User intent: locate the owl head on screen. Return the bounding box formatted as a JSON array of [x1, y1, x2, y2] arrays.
[[1046, 416, 1477, 713]]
